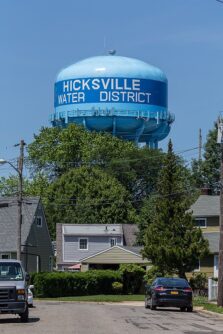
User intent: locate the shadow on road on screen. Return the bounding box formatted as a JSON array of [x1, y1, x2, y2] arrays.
[[0, 317, 40, 324]]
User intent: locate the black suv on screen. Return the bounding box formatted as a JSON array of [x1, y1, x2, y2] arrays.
[[145, 277, 193, 312]]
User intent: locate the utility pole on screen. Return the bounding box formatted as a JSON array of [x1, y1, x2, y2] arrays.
[[217, 119, 223, 306], [199, 128, 202, 162], [16, 139, 26, 261], [0, 139, 26, 261]]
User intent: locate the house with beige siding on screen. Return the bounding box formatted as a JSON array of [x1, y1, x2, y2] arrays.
[[190, 195, 219, 278], [0, 197, 54, 273], [56, 224, 148, 271]]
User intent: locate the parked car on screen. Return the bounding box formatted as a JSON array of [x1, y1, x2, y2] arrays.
[[145, 277, 193, 312], [0, 260, 30, 322], [28, 288, 33, 307]]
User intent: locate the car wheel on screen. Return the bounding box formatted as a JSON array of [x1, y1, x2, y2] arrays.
[[187, 306, 193, 312], [150, 298, 156, 310], [20, 303, 29, 322], [145, 298, 150, 309], [180, 307, 186, 312]]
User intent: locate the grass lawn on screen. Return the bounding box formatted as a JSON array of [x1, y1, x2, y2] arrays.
[[37, 294, 145, 302], [194, 296, 223, 314]]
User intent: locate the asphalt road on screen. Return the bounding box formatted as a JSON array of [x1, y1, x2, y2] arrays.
[[0, 301, 223, 334]]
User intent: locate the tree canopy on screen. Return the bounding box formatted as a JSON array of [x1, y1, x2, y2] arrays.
[[45, 166, 137, 237], [192, 122, 221, 194], [142, 140, 209, 278]]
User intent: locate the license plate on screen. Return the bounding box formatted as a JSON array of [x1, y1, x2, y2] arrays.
[[171, 291, 178, 295]]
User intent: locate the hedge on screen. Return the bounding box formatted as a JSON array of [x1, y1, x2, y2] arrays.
[[31, 270, 122, 297]]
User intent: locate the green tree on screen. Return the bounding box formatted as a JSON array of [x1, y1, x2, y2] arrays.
[[142, 140, 209, 279], [27, 124, 163, 206], [45, 166, 137, 237], [202, 123, 221, 193], [191, 123, 221, 194]]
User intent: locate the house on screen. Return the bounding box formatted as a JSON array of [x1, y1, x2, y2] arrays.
[[56, 224, 148, 271], [0, 197, 54, 273], [190, 194, 220, 278]]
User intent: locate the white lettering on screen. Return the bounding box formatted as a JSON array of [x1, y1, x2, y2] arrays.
[[111, 92, 119, 101], [127, 92, 135, 102], [115, 78, 123, 90], [123, 79, 131, 90], [132, 79, 140, 91], [82, 79, 90, 90], [92, 78, 100, 90], [79, 92, 85, 102], [100, 91, 108, 101], [146, 93, 151, 103], [63, 81, 70, 93], [73, 80, 81, 91], [101, 78, 110, 90]]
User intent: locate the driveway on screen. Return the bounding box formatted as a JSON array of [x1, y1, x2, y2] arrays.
[[0, 301, 223, 334]]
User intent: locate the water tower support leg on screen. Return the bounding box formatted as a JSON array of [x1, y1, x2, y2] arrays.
[[112, 117, 117, 136], [135, 123, 145, 145]]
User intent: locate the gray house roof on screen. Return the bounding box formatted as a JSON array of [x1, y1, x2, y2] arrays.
[[203, 232, 219, 253], [0, 197, 40, 252], [63, 224, 123, 236], [190, 195, 219, 217]]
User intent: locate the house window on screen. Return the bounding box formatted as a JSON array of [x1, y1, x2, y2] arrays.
[[79, 238, 88, 250], [195, 218, 207, 228], [0, 254, 10, 259], [110, 238, 117, 247], [36, 216, 42, 227]]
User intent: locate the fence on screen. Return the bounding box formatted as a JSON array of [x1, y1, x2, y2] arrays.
[[208, 277, 218, 301]]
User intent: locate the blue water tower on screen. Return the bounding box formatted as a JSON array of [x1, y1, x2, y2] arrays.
[[51, 54, 174, 148]]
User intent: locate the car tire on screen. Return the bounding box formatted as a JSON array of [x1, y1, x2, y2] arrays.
[[145, 298, 150, 309], [150, 298, 156, 310], [187, 306, 193, 312], [180, 307, 186, 312], [20, 303, 29, 322]]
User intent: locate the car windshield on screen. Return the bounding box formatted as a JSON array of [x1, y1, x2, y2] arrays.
[[0, 262, 24, 281], [157, 278, 189, 288]]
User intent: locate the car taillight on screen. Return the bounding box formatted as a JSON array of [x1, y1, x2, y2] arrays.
[[155, 286, 165, 291], [183, 287, 192, 292]]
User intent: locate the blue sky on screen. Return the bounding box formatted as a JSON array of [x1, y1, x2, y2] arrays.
[[0, 0, 222, 176]]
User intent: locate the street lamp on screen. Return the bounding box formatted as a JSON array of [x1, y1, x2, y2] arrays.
[[0, 140, 25, 261]]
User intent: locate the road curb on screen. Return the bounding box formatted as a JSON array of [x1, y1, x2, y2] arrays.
[[194, 306, 223, 318]]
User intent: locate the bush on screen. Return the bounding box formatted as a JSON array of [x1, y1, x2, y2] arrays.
[[32, 270, 122, 298], [189, 272, 208, 290], [144, 266, 170, 285], [119, 264, 145, 294], [112, 281, 123, 294]]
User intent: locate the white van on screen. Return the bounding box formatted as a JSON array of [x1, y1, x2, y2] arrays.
[[0, 260, 29, 322]]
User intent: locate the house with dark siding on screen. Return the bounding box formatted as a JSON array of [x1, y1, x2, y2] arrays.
[[0, 197, 53, 273]]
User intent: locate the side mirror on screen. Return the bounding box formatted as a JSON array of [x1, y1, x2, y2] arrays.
[[25, 273, 30, 281], [29, 284, 34, 290]]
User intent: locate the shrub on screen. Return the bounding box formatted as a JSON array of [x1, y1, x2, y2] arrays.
[[32, 270, 122, 298], [119, 264, 145, 294], [189, 272, 208, 290], [112, 281, 123, 294]]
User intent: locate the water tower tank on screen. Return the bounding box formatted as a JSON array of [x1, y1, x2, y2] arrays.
[[51, 55, 174, 148]]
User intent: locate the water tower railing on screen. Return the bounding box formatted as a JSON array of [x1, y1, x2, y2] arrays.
[[50, 109, 170, 122]]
